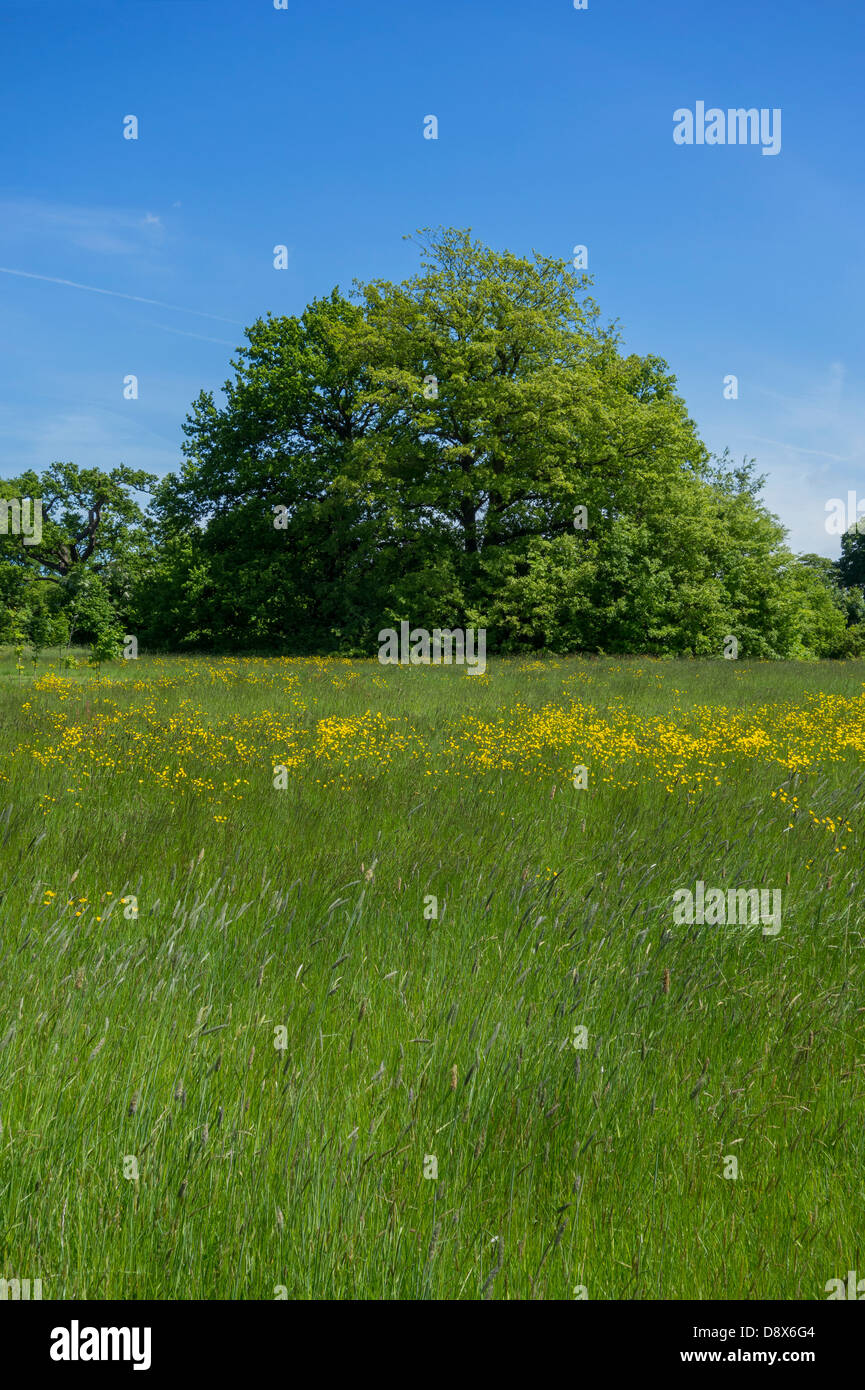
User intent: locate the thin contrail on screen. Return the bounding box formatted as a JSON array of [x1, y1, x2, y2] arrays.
[[744, 435, 851, 463], [141, 320, 236, 346], [0, 266, 244, 325]]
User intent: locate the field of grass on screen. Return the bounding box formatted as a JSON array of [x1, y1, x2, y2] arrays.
[[1, 649, 864, 1299]]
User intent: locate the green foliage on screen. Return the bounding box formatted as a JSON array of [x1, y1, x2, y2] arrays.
[[792, 554, 865, 658], [145, 292, 393, 652], [0, 461, 154, 581], [837, 523, 865, 590], [144, 228, 835, 658], [62, 571, 125, 673], [1, 463, 154, 658], [3, 231, 856, 660]]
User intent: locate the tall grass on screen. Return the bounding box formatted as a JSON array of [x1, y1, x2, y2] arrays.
[[1, 651, 863, 1298]]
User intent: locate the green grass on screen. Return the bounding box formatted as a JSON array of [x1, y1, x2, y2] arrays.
[[0, 649, 863, 1299]]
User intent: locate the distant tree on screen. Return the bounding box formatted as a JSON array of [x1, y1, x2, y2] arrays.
[[795, 551, 865, 656], [0, 462, 155, 646], [837, 524, 865, 591], [0, 462, 154, 580]]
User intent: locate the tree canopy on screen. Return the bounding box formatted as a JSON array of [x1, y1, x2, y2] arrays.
[[2, 228, 861, 660]]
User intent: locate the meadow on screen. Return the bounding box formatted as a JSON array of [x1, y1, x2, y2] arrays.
[[0, 649, 863, 1300]]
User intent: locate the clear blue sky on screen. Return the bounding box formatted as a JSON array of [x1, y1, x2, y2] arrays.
[[1, 0, 862, 555]]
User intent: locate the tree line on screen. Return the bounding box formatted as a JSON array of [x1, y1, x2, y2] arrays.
[[3, 227, 865, 663]]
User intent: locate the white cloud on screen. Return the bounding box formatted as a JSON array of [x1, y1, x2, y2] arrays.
[[0, 198, 169, 257], [733, 363, 865, 557]]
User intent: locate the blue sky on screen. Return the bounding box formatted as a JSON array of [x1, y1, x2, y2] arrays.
[[1, 0, 862, 555]]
